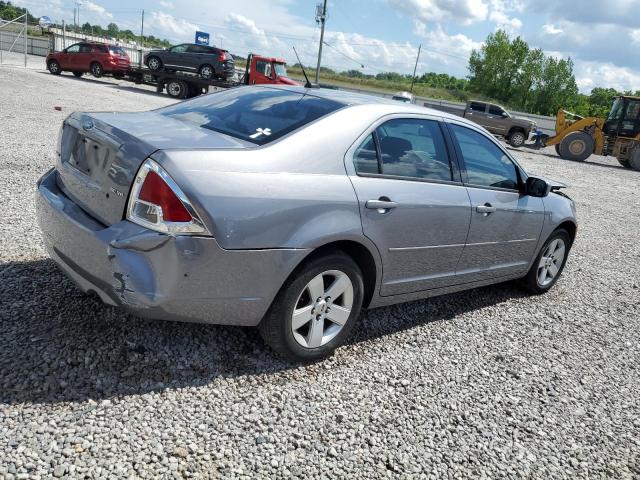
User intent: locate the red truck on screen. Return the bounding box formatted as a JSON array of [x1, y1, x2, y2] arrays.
[[128, 52, 299, 99], [242, 53, 297, 86]]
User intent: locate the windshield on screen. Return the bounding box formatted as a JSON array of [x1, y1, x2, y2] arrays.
[[109, 46, 126, 56], [608, 98, 624, 121], [159, 87, 344, 145], [274, 63, 287, 77]]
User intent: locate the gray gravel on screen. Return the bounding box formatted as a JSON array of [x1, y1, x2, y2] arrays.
[[1, 64, 640, 479]]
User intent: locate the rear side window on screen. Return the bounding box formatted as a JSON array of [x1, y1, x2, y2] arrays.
[[79, 44, 92, 53], [450, 124, 519, 190], [93, 45, 108, 53], [469, 102, 486, 113], [187, 45, 209, 54], [353, 119, 453, 181], [160, 88, 344, 145]]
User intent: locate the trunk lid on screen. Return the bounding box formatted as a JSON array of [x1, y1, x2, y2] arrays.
[[56, 111, 248, 226]]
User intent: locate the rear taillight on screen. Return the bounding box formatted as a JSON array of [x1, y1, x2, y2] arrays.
[[217, 51, 227, 62], [127, 159, 210, 235]]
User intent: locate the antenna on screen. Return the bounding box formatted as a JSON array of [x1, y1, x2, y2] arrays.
[[293, 46, 313, 88]]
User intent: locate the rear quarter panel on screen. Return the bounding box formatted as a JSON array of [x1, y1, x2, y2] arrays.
[[152, 106, 389, 251]]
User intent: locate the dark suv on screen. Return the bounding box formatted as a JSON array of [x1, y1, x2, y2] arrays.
[[143, 44, 235, 80]]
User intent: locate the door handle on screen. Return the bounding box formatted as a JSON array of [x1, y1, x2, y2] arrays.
[[476, 203, 496, 215], [366, 199, 398, 213]]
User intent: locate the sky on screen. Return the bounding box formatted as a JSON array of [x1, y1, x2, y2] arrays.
[[16, 0, 640, 93]]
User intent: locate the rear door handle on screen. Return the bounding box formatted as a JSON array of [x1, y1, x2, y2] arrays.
[[366, 199, 398, 213], [476, 203, 497, 215]]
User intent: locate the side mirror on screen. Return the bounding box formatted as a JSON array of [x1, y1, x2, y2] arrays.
[[526, 177, 550, 197], [501, 112, 509, 118]]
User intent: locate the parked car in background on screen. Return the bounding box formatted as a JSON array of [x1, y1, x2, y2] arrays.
[[391, 91, 415, 103], [463, 101, 536, 147], [36, 86, 577, 361], [144, 43, 235, 80], [46, 42, 130, 78]]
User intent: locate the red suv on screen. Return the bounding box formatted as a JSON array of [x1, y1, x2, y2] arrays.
[[46, 42, 130, 78]]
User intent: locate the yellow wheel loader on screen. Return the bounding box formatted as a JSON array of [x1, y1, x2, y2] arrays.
[[544, 96, 640, 170]]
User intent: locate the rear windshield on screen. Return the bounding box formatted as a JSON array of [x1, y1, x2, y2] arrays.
[[159, 87, 344, 145], [109, 46, 125, 55]]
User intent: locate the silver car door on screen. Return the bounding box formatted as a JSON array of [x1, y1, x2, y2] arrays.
[[346, 116, 472, 296], [447, 122, 545, 282]]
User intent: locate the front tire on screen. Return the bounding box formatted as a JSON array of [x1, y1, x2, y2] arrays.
[[90, 62, 104, 78], [48, 60, 62, 75], [259, 251, 364, 361], [559, 131, 594, 162], [522, 229, 571, 294], [147, 56, 163, 71], [508, 130, 526, 148]]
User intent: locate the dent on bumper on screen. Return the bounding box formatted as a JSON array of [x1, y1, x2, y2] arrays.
[[36, 169, 309, 326]]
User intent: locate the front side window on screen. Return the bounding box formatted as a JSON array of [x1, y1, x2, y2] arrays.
[[170, 44, 188, 53], [66, 44, 80, 53], [353, 119, 453, 181], [489, 105, 506, 116], [450, 124, 519, 190], [160, 88, 343, 145], [256, 60, 269, 75], [274, 63, 287, 77]]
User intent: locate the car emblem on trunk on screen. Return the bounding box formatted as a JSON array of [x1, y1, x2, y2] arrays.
[[82, 119, 94, 130], [109, 187, 124, 197]]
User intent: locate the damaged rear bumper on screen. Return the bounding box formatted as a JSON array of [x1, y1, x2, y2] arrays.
[[35, 168, 309, 326]]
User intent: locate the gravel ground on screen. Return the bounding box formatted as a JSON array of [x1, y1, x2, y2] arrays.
[[1, 64, 639, 479]]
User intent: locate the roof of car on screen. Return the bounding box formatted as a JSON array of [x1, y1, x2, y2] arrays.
[[259, 85, 460, 121]]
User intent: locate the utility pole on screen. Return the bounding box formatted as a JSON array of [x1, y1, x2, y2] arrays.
[[73, 8, 76, 30], [24, 9, 27, 67], [140, 9, 145, 46], [76, 1, 81, 32], [314, 0, 327, 85], [410, 44, 421, 93]]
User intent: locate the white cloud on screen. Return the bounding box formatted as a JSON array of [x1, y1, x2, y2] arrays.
[[388, 0, 489, 25], [488, 0, 523, 33], [575, 61, 640, 93], [542, 24, 563, 35], [631, 29, 640, 44], [159, 0, 174, 9], [82, 1, 113, 20], [489, 10, 522, 32], [149, 11, 199, 38]]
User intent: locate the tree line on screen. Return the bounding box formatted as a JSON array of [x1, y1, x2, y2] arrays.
[[467, 30, 639, 117]]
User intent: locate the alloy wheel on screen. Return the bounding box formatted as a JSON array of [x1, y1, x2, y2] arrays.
[[291, 270, 354, 348], [148, 57, 160, 70], [200, 66, 213, 78], [537, 238, 566, 287]]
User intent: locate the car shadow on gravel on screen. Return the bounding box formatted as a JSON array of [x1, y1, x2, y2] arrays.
[[0, 259, 527, 405], [36, 71, 117, 86]]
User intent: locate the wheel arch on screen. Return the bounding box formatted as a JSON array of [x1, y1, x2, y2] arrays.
[[286, 239, 381, 309], [556, 220, 577, 246], [508, 126, 527, 137]]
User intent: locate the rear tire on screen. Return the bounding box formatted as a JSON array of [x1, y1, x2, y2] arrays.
[[559, 131, 594, 162], [617, 158, 631, 169], [90, 62, 104, 78], [147, 56, 163, 72], [72, 71, 83, 78], [166, 79, 188, 99], [508, 130, 526, 148], [48, 60, 62, 75], [628, 147, 640, 171], [522, 229, 571, 294], [259, 251, 364, 361], [198, 64, 214, 80], [554, 144, 561, 156]]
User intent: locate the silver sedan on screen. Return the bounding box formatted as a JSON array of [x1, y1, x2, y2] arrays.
[[36, 86, 577, 360]]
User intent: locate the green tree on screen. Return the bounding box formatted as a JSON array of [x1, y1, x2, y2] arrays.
[[106, 22, 119, 37]]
